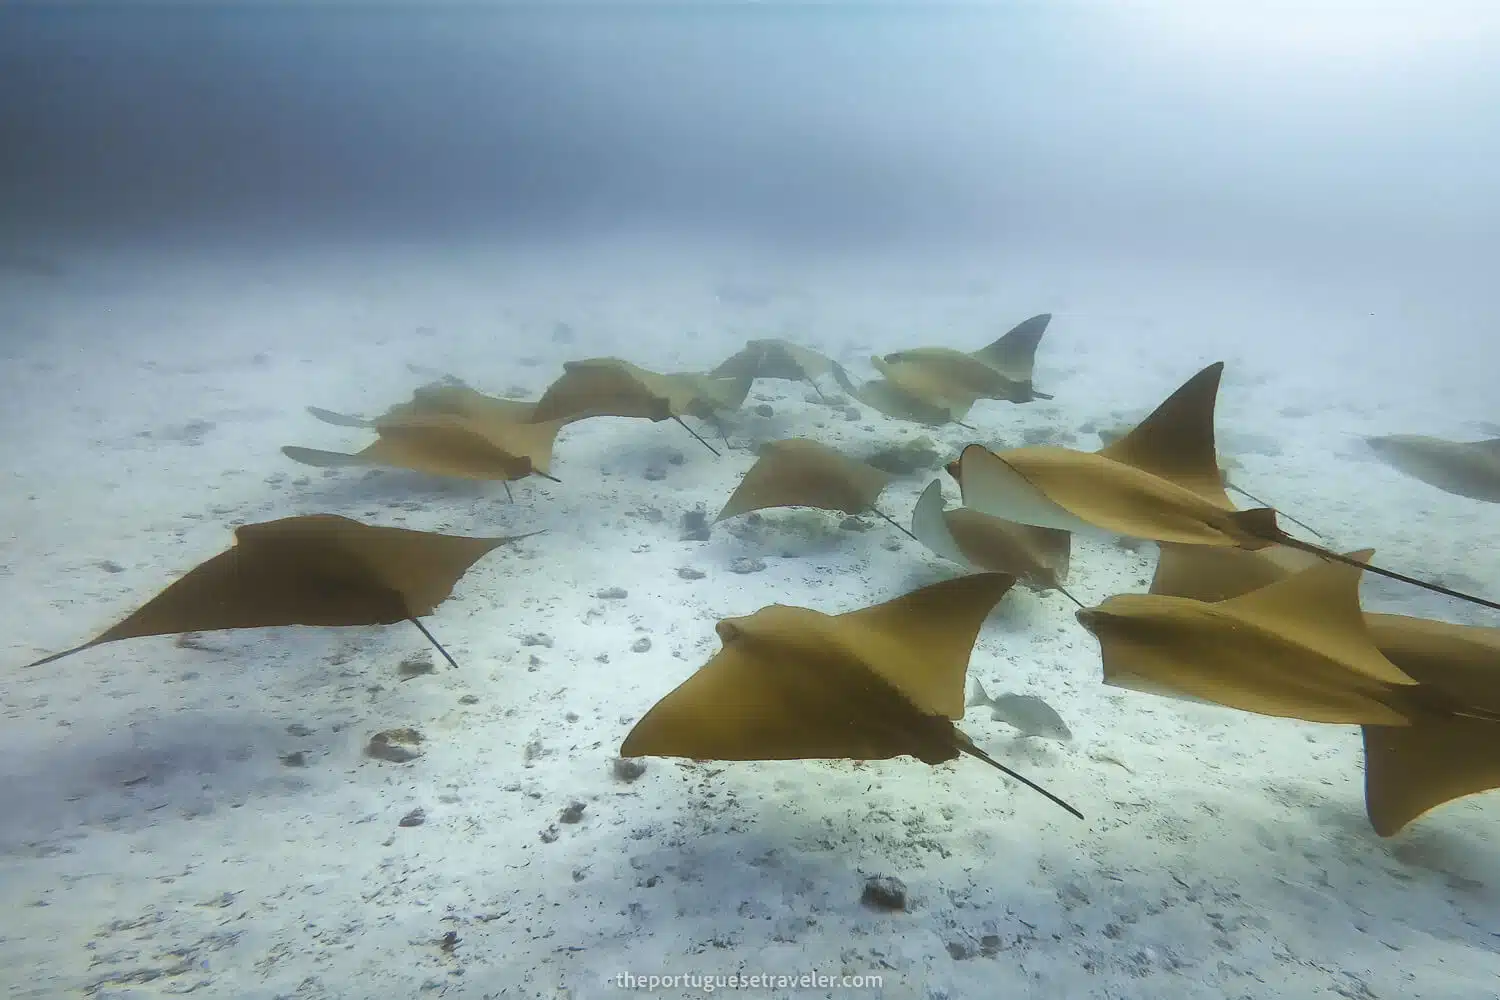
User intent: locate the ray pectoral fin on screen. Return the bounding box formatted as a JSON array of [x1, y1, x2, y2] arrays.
[[305, 406, 374, 428], [281, 445, 369, 468], [972, 313, 1050, 377], [620, 644, 877, 761], [910, 479, 971, 566], [956, 446, 1097, 534], [1363, 718, 1500, 836], [834, 573, 1017, 719], [23, 637, 104, 669], [1097, 362, 1225, 492]]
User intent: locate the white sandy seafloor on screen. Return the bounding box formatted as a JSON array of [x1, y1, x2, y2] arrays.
[[0, 235, 1497, 1000]]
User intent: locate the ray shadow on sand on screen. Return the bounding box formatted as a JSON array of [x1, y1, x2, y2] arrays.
[[0, 708, 336, 856]]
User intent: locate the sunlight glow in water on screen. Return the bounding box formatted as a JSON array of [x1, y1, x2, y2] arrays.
[[1123, 0, 1500, 65]]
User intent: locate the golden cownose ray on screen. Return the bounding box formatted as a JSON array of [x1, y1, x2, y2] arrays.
[[307, 380, 540, 429], [1148, 542, 1500, 835], [619, 573, 1083, 818], [1094, 423, 1320, 538], [671, 372, 754, 419], [1147, 539, 1329, 605], [970, 312, 1051, 383], [949, 361, 1500, 613], [946, 362, 1243, 545], [710, 338, 836, 401], [529, 357, 722, 455], [664, 371, 755, 447], [910, 479, 1070, 590], [1361, 614, 1500, 835], [715, 438, 918, 541], [830, 362, 976, 428], [20, 515, 536, 670], [868, 355, 985, 420], [877, 312, 1055, 404], [1096, 423, 1238, 474], [1074, 556, 1422, 726], [282, 411, 566, 500], [1365, 434, 1500, 503]]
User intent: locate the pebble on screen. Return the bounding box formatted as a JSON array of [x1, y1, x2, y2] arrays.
[[680, 510, 711, 541], [398, 651, 435, 680], [612, 758, 647, 783], [861, 875, 908, 912]]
